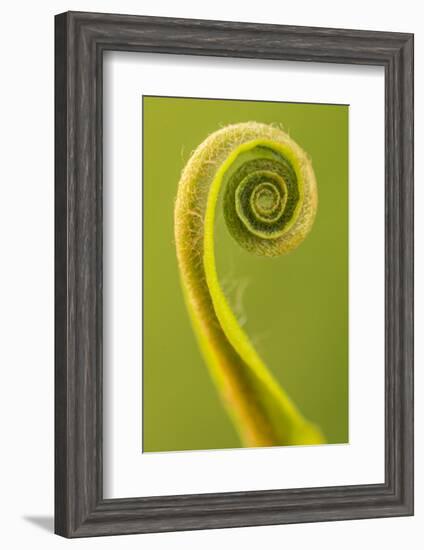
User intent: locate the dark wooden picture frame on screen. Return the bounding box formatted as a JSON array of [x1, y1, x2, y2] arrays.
[[55, 11, 414, 538]]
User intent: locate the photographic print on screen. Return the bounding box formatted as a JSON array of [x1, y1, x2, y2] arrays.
[[55, 13, 413, 536], [143, 96, 348, 453]]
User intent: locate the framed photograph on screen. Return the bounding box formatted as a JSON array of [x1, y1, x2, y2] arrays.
[[54, 11, 414, 538]]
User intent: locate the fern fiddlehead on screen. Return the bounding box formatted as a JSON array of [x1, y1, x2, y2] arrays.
[[175, 122, 324, 447]]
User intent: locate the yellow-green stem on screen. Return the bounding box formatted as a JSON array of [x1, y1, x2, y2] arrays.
[[174, 122, 324, 447]]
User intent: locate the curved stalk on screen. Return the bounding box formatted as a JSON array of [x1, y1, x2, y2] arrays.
[[175, 122, 324, 447]]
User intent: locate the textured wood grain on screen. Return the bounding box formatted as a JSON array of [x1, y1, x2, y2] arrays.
[[54, 11, 414, 538]]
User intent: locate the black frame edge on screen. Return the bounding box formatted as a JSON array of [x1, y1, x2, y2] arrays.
[[54, 11, 70, 538]]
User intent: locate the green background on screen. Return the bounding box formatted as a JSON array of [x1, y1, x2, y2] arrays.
[[143, 96, 348, 452]]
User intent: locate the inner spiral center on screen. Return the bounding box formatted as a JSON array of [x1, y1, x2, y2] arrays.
[[223, 147, 302, 247], [253, 183, 280, 215]]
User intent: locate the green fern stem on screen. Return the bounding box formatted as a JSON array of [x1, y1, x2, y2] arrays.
[[174, 122, 324, 447]]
